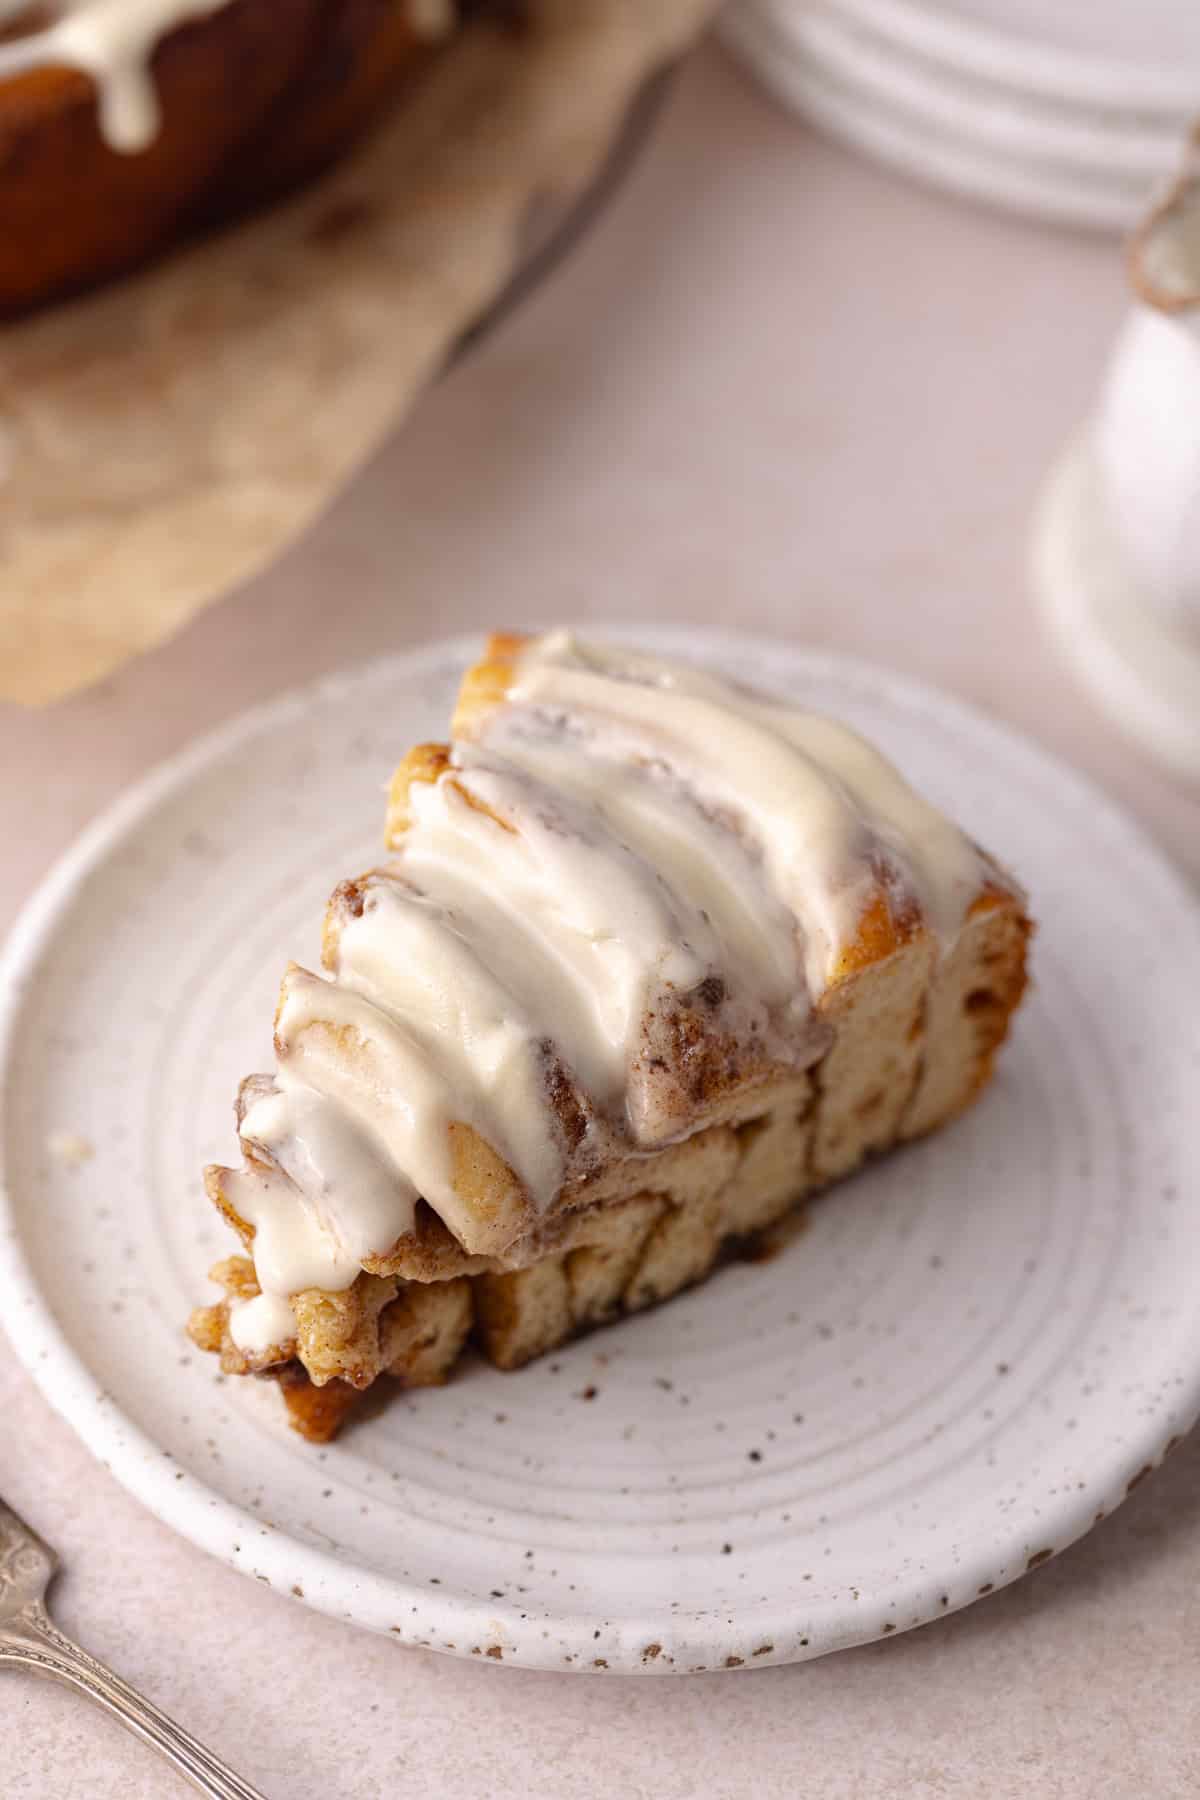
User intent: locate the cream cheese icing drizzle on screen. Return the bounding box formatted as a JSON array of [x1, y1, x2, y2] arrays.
[[227, 633, 996, 1357], [0, 0, 455, 153], [0, 0, 231, 150], [503, 633, 986, 990]]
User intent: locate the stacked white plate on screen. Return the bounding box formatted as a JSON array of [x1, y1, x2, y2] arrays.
[[720, 0, 1200, 230]]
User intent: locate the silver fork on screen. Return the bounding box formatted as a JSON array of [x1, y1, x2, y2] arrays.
[[0, 1494, 268, 1799]]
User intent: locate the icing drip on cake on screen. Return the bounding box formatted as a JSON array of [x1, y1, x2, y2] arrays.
[[0, 0, 455, 152], [227, 633, 996, 1354], [0, 0, 234, 149]]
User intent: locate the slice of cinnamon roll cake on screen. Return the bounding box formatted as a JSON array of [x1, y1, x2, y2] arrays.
[[189, 632, 1031, 1439]]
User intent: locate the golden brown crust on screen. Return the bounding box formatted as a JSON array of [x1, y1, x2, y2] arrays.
[[384, 743, 453, 845], [827, 892, 918, 983], [384, 741, 523, 852], [187, 1254, 291, 1375], [196, 0, 439, 218], [277, 1364, 366, 1442], [0, 0, 448, 314], [204, 1163, 254, 1249], [901, 893, 1031, 1142], [449, 630, 530, 740]]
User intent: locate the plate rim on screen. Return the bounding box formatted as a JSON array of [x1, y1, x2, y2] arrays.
[[741, 6, 1181, 177], [720, 6, 1151, 232], [1033, 432, 1200, 784], [3, 626, 1199, 1672], [807, 0, 1200, 116]]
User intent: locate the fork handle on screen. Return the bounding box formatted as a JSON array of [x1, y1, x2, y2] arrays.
[[1, 1604, 267, 1800]]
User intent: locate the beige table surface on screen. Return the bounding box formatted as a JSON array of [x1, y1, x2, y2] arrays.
[[5, 41, 1200, 1800]]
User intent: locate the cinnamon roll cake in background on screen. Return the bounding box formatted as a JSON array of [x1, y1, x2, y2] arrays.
[[188, 631, 1032, 1440], [0, 0, 474, 313]]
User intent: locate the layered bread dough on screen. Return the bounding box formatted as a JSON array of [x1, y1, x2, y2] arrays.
[[189, 631, 1031, 1437]]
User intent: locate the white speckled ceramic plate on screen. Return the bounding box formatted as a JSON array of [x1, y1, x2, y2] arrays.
[[3, 630, 1199, 1673]]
